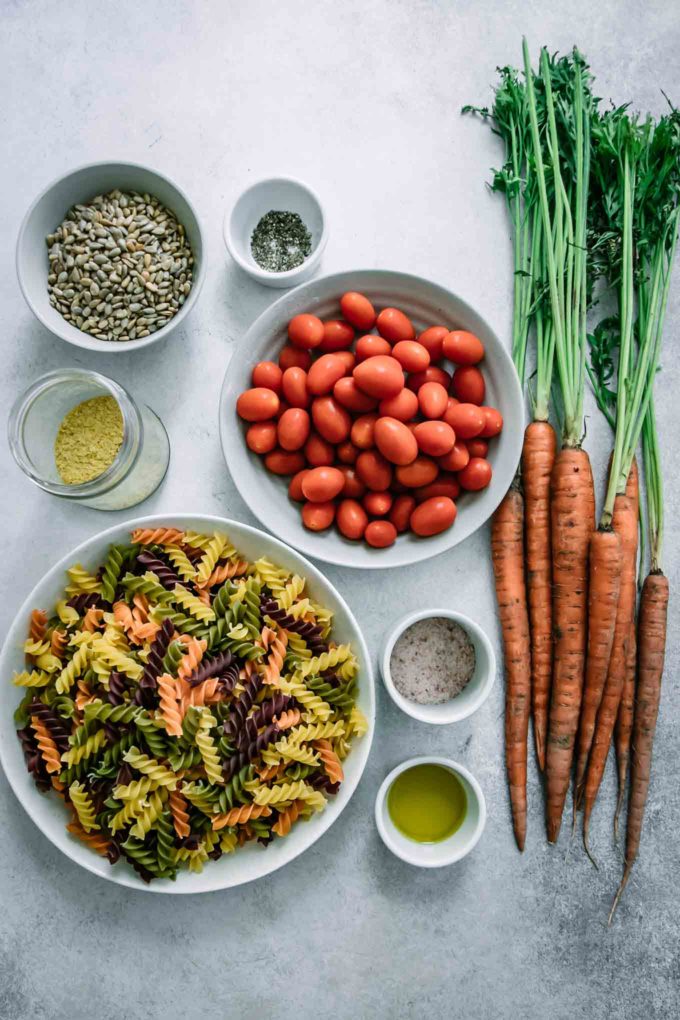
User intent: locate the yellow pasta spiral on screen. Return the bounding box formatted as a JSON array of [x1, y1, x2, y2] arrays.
[[65, 564, 103, 595], [113, 777, 159, 801], [164, 545, 196, 582], [276, 575, 306, 611], [12, 670, 51, 688], [294, 645, 352, 679], [69, 781, 100, 832], [129, 788, 168, 839], [109, 798, 146, 833], [277, 679, 332, 721], [252, 781, 312, 806], [91, 637, 142, 680], [122, 747, 179, 789], [172, 584, 216, 622], [61, 728, 107, 767], [56, 641, 92, 694], [195, 727, 223, 786], [193, 532, 228, 586]]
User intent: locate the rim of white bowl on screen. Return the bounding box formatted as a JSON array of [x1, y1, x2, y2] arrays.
[[375, 756, 487, 867], [223, 175, 328, 284], [219, 268, 525, 570], [15, 159, 206, 353], [380, 608, 496, 724], [0, 512, 375, 893]]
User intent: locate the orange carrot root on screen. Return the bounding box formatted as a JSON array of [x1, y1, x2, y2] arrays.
[[492, 484, 531, 851], [545, 446, 595, 843], [522, 419, 556, 771], [609, 570, 668, 925], [574, 527, 622, 805], [581, 463, 638, 849]]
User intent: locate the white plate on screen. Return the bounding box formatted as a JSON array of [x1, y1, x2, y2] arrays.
[[0, 514, 375, 893], [219, 270, 524, 569]]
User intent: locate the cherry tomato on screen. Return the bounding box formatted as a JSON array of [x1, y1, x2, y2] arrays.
[[334, 376, 378, 413], [376, 307, 415, 343], [374, 416, 418, 466], [365, 520, 397, 548], [355, 335, 392, 362], [452, 365, 486, 405], [418, 381, 449, 420], [264, 449, 306, 475], [466, 438, 489, 458], [389, 494, 416, 533], [395, 456, 439, 488], [304, 432, 335, 466], [413, 420, 456, 457], [311, 395, 351, 444], [319, 319, 355, 352], [378, 387, 419, 422], [406, 365, 452, 392], [302, 501, 336, 531], [391, 340, 430, 373], [410, 496, 457, 537], [307, 354, 347, 395], [333, 350, 356, 373], [237, 387, 280, 422], [246, 421, 277, 454], [252, 361, 283, 393], [288, 469, 310, 502], [356, 450, 393, 491], [417, 326, 449, 361], [442, 402, 485, 439], [458, 457, 492, 491], [339, 466, 366, 499], [279, 345, 312, 372], [277, 407, 310, 451], [336, 498, 369, 540], [354, 356, 405, 400], [281, 367, 310, 409], [442, 330, 485, 365], [438, 442, 470, 472], [336, 440, 359, 464], [288, 313, 324, 350], [415, 474, 460, 502], [363, 490, 393, 516], [301, 466, 345, 502], [480, 407, 503, 438], [350, 413, 378, 450], [340, 291, 376, 332]]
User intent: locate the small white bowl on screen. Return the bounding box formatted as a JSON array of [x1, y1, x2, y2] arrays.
[[223, 176, 328, 288], [375, 757, 486, 867], [380, 608, 496, 724], [16, 160, 206, 353]]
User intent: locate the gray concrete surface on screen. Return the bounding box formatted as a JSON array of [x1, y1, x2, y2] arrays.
[[1, 2, 679, 1018]]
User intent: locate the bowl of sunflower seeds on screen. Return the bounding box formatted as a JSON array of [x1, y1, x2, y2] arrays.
[[16, 160, 205, 352]]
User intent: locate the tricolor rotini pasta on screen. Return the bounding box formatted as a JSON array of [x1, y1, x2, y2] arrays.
[[12, 526, 367, 882]]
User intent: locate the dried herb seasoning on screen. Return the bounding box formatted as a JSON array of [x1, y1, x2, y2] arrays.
[[250, 210, 312, 273]]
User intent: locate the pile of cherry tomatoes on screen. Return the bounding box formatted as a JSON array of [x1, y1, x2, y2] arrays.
[[236, 291, 503, 549]]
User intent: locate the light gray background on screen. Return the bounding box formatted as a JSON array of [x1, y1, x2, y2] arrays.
[[1, 2, 678, 1018]]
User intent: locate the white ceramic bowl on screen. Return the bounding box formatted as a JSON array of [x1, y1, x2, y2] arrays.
[[375, 757, 486, 867], [0, 514, 374, 894], [380, 608, 496, 724], [219, 269, 525, 569], [223, 176, 328, 288], [16, 160, 206, 352]]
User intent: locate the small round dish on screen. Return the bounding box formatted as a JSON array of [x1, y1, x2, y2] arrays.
[[380, 608, 496, 724], [223, 176, 328, 288], [375, 757, 486, 867], [16, 160, 205, 353]]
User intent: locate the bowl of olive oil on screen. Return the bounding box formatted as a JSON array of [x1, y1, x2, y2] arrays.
[[375, 757, 486, 867]]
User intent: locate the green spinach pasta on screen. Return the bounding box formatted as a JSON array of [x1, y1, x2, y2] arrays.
[[12, 527, 367, 882]]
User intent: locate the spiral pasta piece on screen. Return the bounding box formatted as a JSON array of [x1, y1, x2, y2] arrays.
[[260, 627, 288, 686], [56, 641, 92, 695], [164, 545, 197, 582], [122, 747, 179, 789], [314, 739, 344, 784], [199, 560, 249, 588], [168, 788, 190, 839], [157, 673, 183, 737], [69, 781, 99, 831], [195, 726, 223, 786], [274, 708, 301, 731], [61, 728, 107, 767], [28, 609, 48, 644], [294, 645, 352, 679], [91, 638, 142, 680], [193, 533, 228, 586], [211, 803, 272, 829], [82, 607, 105, 633], [129, 789, 168, 839], [276, 575, 306, 611], [67, 819, 113, 857], [113, 777, 159, 801], [172, 585, 216, 623], [272, 800, 305, 837], [50, 628, 68, 660], [65, 565, 103, 595], [131, 527, 185, 546], [276, 678, 332, 721], [177, 638, 207, 680], [109, 797, 146, 833], [30, 715, 62, 773], [13, 670, 51, 688]]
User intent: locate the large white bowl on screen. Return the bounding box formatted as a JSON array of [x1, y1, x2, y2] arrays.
[[16, 160, 205, 353], [219, 270, 524, 569], [0, 514, 375, 894]]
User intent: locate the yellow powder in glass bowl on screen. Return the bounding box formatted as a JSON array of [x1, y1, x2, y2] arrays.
[[54, 396, 124, 484]]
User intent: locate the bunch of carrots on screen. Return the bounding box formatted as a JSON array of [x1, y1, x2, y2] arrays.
[[466, 41, 679, 923]]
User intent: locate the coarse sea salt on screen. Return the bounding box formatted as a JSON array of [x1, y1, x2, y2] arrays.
[[390, 617, 476, 705]]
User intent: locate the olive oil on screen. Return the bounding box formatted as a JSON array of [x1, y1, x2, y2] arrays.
[[387, 764, 467, 843]]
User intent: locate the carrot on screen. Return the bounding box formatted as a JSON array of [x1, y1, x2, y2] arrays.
[[491, 484, 531, 851], [614, 624, 637, 840], [609, 570, 668, 923], [522, 420, 556, 770], [581, 463, 638, 853], [573, 526, 622, 805], [545, 446, 595, 843]]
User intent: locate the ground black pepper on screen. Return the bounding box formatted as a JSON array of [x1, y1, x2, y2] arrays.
[[250, 210, 312, 273]]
